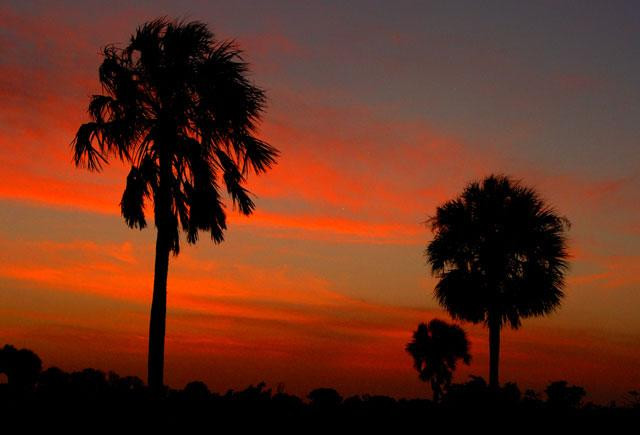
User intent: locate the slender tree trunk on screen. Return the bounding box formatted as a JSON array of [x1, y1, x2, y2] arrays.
[[148, 135, 172, 395], [488, 312, 501, 390], [148, 226, 170, 393]]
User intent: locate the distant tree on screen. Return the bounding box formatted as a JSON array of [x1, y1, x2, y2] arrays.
[[426, 175, 570, 389], [545, 380, 586, 409], [501, 381, 521, 403], [0, 344, 42, 394], [183, 381, 211, 400], [522, 388, 543, 408], [272, 390, 304, 409], [308, 388, 343, 408], [442, 375, 488, 407], [37, 367, 70, 396], [69, 368, 108, 397], [108, 371, 145, 395], [226, 382, 272, 402], [72, 18, 278, 392], [405, 319, 471, 402]]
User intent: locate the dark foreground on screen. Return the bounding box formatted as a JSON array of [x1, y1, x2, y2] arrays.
[[2, 376, 639, 432], [1, 344, 638, 431]]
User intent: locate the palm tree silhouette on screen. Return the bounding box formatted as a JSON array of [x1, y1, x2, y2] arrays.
[[72, 18, 278, 392], [425, 175, 569, 390], [405, 319, 471, 403]]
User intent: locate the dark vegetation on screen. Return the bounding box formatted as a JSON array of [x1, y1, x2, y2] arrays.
[[1, 345, 637, 429]]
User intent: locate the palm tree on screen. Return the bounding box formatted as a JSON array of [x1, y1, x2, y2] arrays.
[[425, 175, 569, 390], [405, 319, 471, 403], [72, 18, 278, 392]]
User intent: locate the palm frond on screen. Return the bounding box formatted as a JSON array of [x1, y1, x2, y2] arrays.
[[71, 122, 107, 171], [121, 165, 149, 229], [215, 149, 255, 215]]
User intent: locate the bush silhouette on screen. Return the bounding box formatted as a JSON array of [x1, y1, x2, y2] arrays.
[[545, 381, 586, 409], [183, 381, 211, 400], [108, 372, 146, 397], [308, 388, 343, 408], [0, 344, 42, 394], [224, 382, 273, 404], [38, 367, 70, 396], [69, 368, 108, 397]]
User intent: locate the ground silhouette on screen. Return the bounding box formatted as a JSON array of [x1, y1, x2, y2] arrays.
[[1, 345, 636, 430], [71, 17, 278, 393]]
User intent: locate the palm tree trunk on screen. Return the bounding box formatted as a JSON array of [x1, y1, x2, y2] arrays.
[[148, 226, 170, 393], [147, 144, 171, 394], [488, 312, 501, 390], [148, 133, 172, 394]]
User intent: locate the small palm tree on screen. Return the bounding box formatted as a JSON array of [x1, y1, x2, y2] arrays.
[[406, 319, 471, 402], [72, 18, 278, 392], [426, 175, 569, 389]]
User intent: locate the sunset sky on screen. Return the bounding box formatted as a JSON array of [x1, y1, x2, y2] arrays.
[[1, 1, 639, 403]]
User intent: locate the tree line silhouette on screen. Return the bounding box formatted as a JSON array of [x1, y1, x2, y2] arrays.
[[1, 344, 637, 428]]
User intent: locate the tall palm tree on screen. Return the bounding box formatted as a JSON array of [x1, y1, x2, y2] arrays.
[[425, 175, 569, 390], [405, 319, 471, 403], [72, 18, 278, 392]]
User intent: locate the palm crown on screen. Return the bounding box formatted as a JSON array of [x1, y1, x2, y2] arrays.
[[426, 175, 569, 328], [72, 18, 278, 253]]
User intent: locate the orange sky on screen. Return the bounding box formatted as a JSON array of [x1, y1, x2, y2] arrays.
[[1, 1, 639, 403]]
